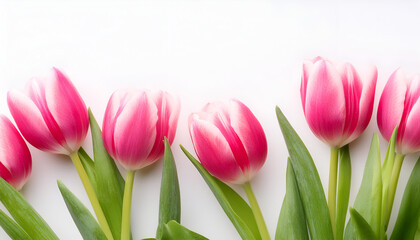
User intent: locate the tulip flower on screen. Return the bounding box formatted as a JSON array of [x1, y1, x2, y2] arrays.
[[102, 89, 180, 240], [188, 99, 269, 240], [300, 57, 377, 239], [377, 69, 420, 228], [0, 115, 32, 190], [7, 68, 114, 240]]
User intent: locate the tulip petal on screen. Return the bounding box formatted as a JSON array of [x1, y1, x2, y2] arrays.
[[147, 91, 181, 161], [301, 57, 324, 112], [113, 92, 158, 170], [345, 66, 377, 145], [45, 68, 89, 152], [189, 115, 244, 184], [397, 75, 420, 154], [304, 59, 346, 146], [0, 116, 32, 190], [377, 69, 406, 141], [229, 100, 267, 178], [7, 91, 66, 154]]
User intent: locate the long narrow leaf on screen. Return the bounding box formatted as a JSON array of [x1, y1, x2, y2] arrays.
[[57, 180, 107, 240], [89, 109, 126, 239], [275, 106, 333, 240], [161, 221, 208, 240], [181, 146, 261, 240], [390, 156, 420, 240], [0, 178, 59, 240], [336, 145, 351, 240], [344, 134, 382, 239], [349, 208, 376, 240], [275, 158, 308, 240], [0, 209, 31, 240], [156, 138, 181, 239], [78, 148, 97, 193]]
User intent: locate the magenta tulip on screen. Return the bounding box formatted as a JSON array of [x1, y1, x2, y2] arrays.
[[301, 57, 377, 147], [103, 89, 181, 171], [188, 99, 267, 184], [0, 115, 32, 190], [7, 68, 89, 155], [377, 69, 420, 154]]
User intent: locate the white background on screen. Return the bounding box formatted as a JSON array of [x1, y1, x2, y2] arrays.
[[1, 1, 420, 239]]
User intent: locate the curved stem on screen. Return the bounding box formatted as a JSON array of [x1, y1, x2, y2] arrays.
[[69, 151, 114, 240], [384, 153, 405, 229], [121, 170, 135, 240], [243, 182, 270, 240]]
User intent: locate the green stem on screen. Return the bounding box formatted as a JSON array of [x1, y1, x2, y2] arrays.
[[328, 147, 339, 238], [335, 145, 351, 240], [243, 182, 270, 240], [384, 153, 405, 229], [121, 170, 135, 240], [69, 152, 114, 240]]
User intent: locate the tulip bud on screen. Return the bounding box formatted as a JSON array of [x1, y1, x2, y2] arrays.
[[377, 69, 420, 154], [0, 115, 32, 190], [7, 68, 89, 155], [102, 90, 181, 171], [301, 57, 377, 147], [188, 99, 267, 184]]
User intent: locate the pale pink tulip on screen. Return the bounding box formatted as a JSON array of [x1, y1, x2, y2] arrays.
[[0, 115, 32, 190], [189, 100, 267, 184], [377, 69, 420, 154], [7, 68, 89, 155], [301, 57, 377, 147], [103, 90, 180, 171]]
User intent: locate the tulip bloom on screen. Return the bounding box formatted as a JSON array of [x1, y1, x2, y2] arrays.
[[7, 67, 89, 155], [102, 89, 180, 240], [103, 89, 181, 171], [0, 115, 32, 190], [7, 68, 114, 240], [377, 69, 420, 155], [301, 57, 377, 147], [188, 99, 267, 184], [301, 57, 377, 239], [188, 99, 269, 239]]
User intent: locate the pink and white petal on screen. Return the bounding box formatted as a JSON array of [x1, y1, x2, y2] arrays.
[[0, 116, 32, 190], [113, 92, 158, 170], [45, 68, 89, 152], [229, 99, 267, 174], [344, 65, 377, 145], [7, 91, 66, 154], [304, 59, 346, 146], [189, 115, 244, 184], [147, 92, 181, 161], [398, 97, 420, 154], [377, 69, 407, 141]]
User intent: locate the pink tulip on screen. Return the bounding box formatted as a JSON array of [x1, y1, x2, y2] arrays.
[[189, 99, 267, 184], [103, 90, 181, 171], [7, 68, 89, 155], [0, 115, 32, 190], [377, 69, 420, 154], [301, 57, 377, 147]]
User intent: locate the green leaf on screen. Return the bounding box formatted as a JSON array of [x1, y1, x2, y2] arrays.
[[344, 134, 382, 239], [181, 146, 261, 240], [349, 208, 376, 240], [336, 145, 351, 240], [161, 221, 208, 240], [57, 180, 107, 240], [89, 109, 126, 240], [0, 209, 31, 240], [275, 158, 308, 240], [275, 106, 333, 240], [78, 148, 97, 193], [390, 156, 420, 240], [0, 178, 59, 240], [156, 138, 181, 239]]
